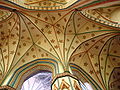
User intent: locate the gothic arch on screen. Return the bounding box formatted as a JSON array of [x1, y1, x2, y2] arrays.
[[7, 58, 59, 90]]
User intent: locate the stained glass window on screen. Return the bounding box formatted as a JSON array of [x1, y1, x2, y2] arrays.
[[84, 82, 93, 90], [79, 81, 93, 90], [21, 71, 52, 90]]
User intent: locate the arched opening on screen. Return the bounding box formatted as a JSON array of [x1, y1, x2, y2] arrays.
[[21, 71, 52, 90], [7, 58, 59, 89], [70, 63, 101, 90]]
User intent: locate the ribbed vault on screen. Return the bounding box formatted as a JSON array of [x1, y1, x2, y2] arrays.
[[0, 0, 120, 90]]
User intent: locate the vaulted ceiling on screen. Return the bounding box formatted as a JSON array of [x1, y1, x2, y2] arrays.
[[0, 0, 120, 90]]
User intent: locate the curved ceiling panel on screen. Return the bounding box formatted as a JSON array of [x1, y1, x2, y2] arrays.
[[109, 67, 120, 90], [5, 0, 78, 10], [0, 1, 120, 90], [0, 9, 11, 21], [81, 6, 120, 27]]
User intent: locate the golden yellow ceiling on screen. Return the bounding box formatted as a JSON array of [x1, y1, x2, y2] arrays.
[[0, 0, 120, 90], [0, 9, 11, 21], [5, 0, 78, 10]]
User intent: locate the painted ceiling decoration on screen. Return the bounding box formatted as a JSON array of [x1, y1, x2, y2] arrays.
[[81, 6, 120, 27], [3, 0, 78, 10], [0, 9, 11, 21], [0, 0, 120, 90], [1, 0, 120, 10]]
